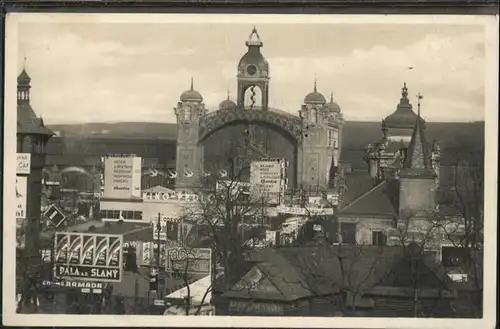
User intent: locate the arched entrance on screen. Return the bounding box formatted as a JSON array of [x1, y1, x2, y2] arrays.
[[199, 109, 302, 187]]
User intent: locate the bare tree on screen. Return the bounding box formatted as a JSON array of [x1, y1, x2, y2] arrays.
[[435, 142, 484, 317], [183, 151, 271, 289]]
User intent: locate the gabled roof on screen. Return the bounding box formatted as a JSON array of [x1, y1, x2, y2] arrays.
[[142, 185, 175, 193], [339, 180, 399, 217], [224, 245, 454, 303]]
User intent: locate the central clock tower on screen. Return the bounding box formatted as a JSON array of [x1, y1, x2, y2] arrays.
[[237, 27, 270, 110]]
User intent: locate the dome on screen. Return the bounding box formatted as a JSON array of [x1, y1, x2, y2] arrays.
[[219, 95, 237, 111], [304, 79, 326, 105], [17, 69, 31, 85], [326, 93, 341, 112], [180, 77, 203, 102], [384, 83, 424, 129], [238, 27, 269, 73]]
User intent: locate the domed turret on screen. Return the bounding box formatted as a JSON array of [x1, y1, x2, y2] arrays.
[[384, 83, 424, 129], [17, 69, 31, 85], [304, 79, 326, 105], [237, 27, 269, 76], [326, 92, 341, 113], [219, 90, 237, 111], [180, 77, 203, 103]]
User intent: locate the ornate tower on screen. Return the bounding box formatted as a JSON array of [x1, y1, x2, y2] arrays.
[[325, 92, 344, 186], [237, 27, 270, 110], [298, 80, 334, 192], [16, 68, 53, 312], [398, 101, 437, 214], [174, 78, 206, 190]]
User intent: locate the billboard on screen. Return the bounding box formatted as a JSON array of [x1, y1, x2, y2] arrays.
[[54, 232, 123, 282], [16, 176, 28, 224], [16, 153, 31, 175], [250, 159, 284, 204], [139, 241, 169, 267], [103, 156, 142, 199], [166, 247, 212, 275], [153, 216, 181, 241]]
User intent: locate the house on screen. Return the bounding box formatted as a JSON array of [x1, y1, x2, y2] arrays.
[[335, 85, 446, 249], [217, 240, 457, 317]]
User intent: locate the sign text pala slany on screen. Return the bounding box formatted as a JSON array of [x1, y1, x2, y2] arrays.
[[56, 264, 120, 281]]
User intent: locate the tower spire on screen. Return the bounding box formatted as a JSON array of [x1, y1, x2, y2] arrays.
[[190, 77, 194, 91], [401, 82, 408, 99], [330, 92, 334, 103], [314, 75, 317, 93], [227, 87, 230, 100]]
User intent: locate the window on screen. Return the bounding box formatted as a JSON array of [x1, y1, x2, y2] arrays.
[[100, 210, 143, 220], [372, 231, 387, 246], [340, 223, 356, 244]]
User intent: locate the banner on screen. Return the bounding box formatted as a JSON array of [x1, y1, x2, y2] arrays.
[[166, 247, 211, 275], [16, 153, 31, 175], [103, 156, 142, 199], [16, 176, 28, 223], [250, 159, 283, 204], [54, 232, 123, 282]]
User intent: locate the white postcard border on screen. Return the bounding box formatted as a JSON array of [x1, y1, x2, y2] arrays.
[[2, 13, 498, 329]]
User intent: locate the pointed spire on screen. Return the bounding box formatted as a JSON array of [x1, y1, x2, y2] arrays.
[[330, 92, 334, 103], [403, 114, 432, 171], [190, 77, 194, 91], [401, 82, 408, 99], [314, 75, 317, 93], [227, 87, 231, 100]]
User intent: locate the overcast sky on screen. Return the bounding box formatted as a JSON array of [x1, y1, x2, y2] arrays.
[[16, 19, 486, 124]]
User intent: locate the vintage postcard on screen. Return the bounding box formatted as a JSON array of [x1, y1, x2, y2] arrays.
[[2, 13, 498, 328]]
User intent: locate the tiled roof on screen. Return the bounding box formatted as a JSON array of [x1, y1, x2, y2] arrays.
[[339, 180, 399, 217], [341, 171, 376, 206], [225, 244, 453, 303], [17, 103, 54, 136]]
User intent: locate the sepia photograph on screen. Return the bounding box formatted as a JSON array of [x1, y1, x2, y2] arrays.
[[2, 13, 498, 328]]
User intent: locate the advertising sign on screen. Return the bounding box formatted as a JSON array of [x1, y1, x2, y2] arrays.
[[140, 242, 169, 267], [16, 176, 28, 222], [40, 280, 106, 294], [143, 190, 200, 203], [250, 159, 283, 204], [54, 232, 123, 282], [166, 247, 211, 275], [276, 205, 334, 216], [153, 217, 181, 241], [43, 204, 67, 228], [103, 156, 142, 199], [16, 153, 31, 175]]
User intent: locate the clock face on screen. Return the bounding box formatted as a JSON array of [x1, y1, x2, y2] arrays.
[[246, 65, 257, 75]]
